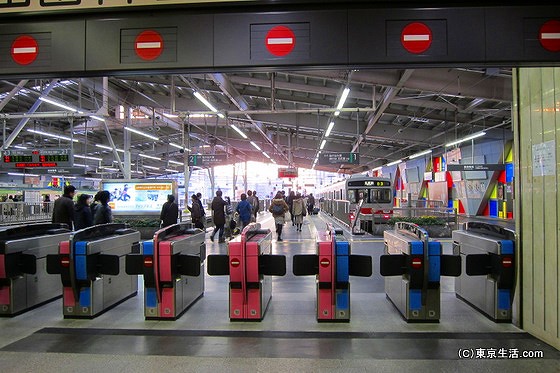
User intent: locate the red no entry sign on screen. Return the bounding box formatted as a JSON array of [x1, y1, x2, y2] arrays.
[[134, 30, 164, 61], [539, 20, 560, 52], [401, 22, 432, 54], [265, 25, 296, 56], [11, 35, 38, 65]]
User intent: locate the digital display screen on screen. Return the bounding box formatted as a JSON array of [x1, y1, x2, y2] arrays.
[[40, 154, 69, 162], [101, 180, 175, 214], [3, 155, 33, 163], [348, 180, 391, 187], [1, 149, 72, 169]]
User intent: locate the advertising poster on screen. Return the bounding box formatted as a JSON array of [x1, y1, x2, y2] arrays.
[[102, 181, 174, 214]]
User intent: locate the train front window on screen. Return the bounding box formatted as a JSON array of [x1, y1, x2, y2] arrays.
[[371, 188, 392, 203], [348, 189, 369, 203]]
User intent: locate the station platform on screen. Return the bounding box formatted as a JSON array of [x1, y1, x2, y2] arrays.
[[0, 213, 558, 372]]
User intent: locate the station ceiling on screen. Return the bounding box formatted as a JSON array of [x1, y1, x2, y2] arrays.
[[0, 67, 512, 176]]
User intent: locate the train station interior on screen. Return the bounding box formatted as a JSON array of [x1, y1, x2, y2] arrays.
[[0, 1, 559, 372]]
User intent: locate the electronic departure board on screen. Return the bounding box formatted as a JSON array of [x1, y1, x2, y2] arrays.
[[0, 149, 73, 168]]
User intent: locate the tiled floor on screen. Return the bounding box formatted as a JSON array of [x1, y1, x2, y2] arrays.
[[0, 213, 558, 372]]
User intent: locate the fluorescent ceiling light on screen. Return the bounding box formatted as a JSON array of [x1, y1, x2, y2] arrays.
[[84, 177, 102, 181], [168, 160, 184, 166], [372, 166, 382, 171], [139, 154, 162, 161], [164, 168, 179, 173], [250, 141, 262, 151], [100, 167, 118, 171], [73, 163, 88, 167], [39, 96, 78, 112], [408, 149, 432, 159], [169, 142, 185, 150], [96, 144, 125, 153], [320, 139, 326, 150], [143, 165, 160, 170], [325, 121, 335, 137], [163, 113, 179, 118], [262, 152, 271, 159], [27, 129, 79, 143], [8, 172, 39, 177], [124, 126, 159, 141], [445, 132, 486, 147], [231, 124, 248, 139], [13, 145, 28, 149], [336, 87, 350, 110], [89, 115, 105, 122], [386, 159, 402, 166], [193, 91, 224, 118], [334, 110, 341, 117], [74, 154, 103, 161]]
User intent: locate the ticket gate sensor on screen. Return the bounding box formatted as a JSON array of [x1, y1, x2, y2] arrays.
[[0, 223, 71, 316], [453, 222, 515, 322], [293, 224, 372, 322], [126, 222, 205, 320], [207, 223, 286, 321], [380, 222, 461, 322], [47, 223, 140, 318]]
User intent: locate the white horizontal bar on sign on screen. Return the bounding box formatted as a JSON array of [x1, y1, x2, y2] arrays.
[[136, 42, 162, 49], [13, 47, 37, 54], [403, 35, 430, 41], [541, 33, 560, 39], [267, 38, 294, 45]]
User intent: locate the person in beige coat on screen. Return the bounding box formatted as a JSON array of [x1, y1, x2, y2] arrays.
[[292, 193, 306, 232], [268, 192, 289, 241]]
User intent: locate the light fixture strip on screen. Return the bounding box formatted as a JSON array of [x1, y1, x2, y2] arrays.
[[193, 91, 219, 113], [336, 87, 351, 110], [445, 132, 486, 147], [169, 142, 184, 150], [139, 154, 162, 161], [325, 121, 335, 137], [38, 96, 77, 112], [168, 160, 184, 165], [27, 129, 79, 143], [408, 149, 432, 159], [95, 144, 125, 153], [74, 154, 103, 161], [250, 141, 262, 151], [386, 159, 402, 166], [320, 139, 326, 150], [231, 124, 248, 139], [124, 126, 159, 141]]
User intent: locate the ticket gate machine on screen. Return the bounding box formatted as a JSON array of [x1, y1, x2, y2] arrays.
[[453, 222, 515, 322], [47, 224, 140, 318], [380, 222, 461, 322], [0, 223, 71, 316], [293, 224, 372, 322], [126, 222, 205, 320], [207, 223, 286, 321]]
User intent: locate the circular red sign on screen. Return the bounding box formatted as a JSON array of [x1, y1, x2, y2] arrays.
[[320, 258, 330, 268], [11, 35, 39, 65], [401, 22, 432, 54], [265, 26, 296, 57], [231, 258, 241, 268], [134, 30, 164, 61], [411, 258, 422, 269], [144, 257, 153, 268], [539, 20, 560, 52], [502, 257, 513, 268]]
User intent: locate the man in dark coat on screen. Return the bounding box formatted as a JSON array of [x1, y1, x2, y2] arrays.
[[160, 194, 179, 228], [52, 185, 76, 229], [210, 190, 228, 243]]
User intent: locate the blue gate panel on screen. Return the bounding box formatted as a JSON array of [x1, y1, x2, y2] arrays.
[[75, 255, 88, 281], [336, 255, 349, 282], [428, 255, 441, 282], [500, 240, 514, 255], [410, 241, 423, 255], [409, 289, 422, 311], [75, 241, 88, 255], [145, 287, 158, 308], [79, 288, 91, 307], [335, 289, 349, 311], [142, 241, 154, 255], [335, 241, 349, 256], [498, 289, 511, 310]]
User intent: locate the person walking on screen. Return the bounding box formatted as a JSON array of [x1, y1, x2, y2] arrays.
[[292, 192, 306, 232], [189, 194, 204, 230], [93, 190, 113, 225], [160, 194, 179, 228], [252, 191, 260, 220], [196, 192, 206, 227], [74, 194, 93, 230], [210, 190, 228, 243], [307, 193, 315, 215], [52, 185, 76, 229], [286, 190, 296, 226], [235, 193, 252, 231], [269, 192, 289, 241]]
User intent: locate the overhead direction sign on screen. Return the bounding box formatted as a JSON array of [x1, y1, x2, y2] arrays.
[[318, 152, 360, 165], [278, 167, 298, 178], [134, 30, 164, 61], [539, 20, 560, 52], [447, 164, 505, 172], [1, 148, 73, 168], [265, 25, 296, 56], [11, 35, 39, 65], [187, 154, 227, 166], [401, 22, 432, 54]]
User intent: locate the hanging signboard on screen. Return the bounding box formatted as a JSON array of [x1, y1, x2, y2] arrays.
[[278, 167, 298, 178], [318, 152, 359, 165], [187, 154, 227, 166]]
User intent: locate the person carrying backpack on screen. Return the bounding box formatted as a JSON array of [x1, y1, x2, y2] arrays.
[[269, 192, 289, 242]]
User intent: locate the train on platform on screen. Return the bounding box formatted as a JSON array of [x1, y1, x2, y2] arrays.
[[317, 174, 394, 231]]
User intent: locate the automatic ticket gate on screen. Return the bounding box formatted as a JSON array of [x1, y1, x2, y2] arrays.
[[0, 223, 71, 316], [293, 224, 372, 322], [453, 222, 515, 322], [207, 223, 286, 321], [47, 223, 140, 318], [380, 222, 461, 322], [126, 222, 205, 320]]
